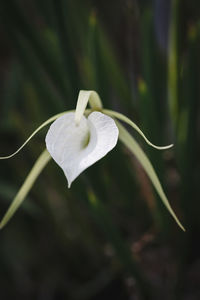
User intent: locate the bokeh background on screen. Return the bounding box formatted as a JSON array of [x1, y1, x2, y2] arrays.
[[0, 0, 200, 299]]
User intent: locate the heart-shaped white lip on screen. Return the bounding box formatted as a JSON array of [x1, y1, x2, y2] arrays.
[[45, 111, 119, 187]]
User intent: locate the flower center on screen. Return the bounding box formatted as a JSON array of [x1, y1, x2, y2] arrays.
[[81, 131, 90, 149]]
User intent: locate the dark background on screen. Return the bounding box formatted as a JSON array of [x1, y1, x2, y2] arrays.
[[0, 0, 200, 299]]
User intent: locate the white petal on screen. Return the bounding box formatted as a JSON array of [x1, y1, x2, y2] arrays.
[[45, 112, 118, 187]]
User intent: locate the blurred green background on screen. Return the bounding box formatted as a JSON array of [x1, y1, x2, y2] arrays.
[[0, 0, 200, 299]]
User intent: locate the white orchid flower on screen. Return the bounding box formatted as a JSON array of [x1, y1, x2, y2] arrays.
[[0, 90, 185, 231], [45, 111, 119, 188]]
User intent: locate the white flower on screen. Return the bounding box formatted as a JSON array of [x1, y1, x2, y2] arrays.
[[0, 90, 184, 231], [45, 111, 118, 187]]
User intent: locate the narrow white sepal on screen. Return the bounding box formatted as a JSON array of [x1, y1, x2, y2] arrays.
[[45, 111, 118, 187]]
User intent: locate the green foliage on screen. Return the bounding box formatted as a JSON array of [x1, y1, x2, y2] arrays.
[[0, 0, 199, 299]]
